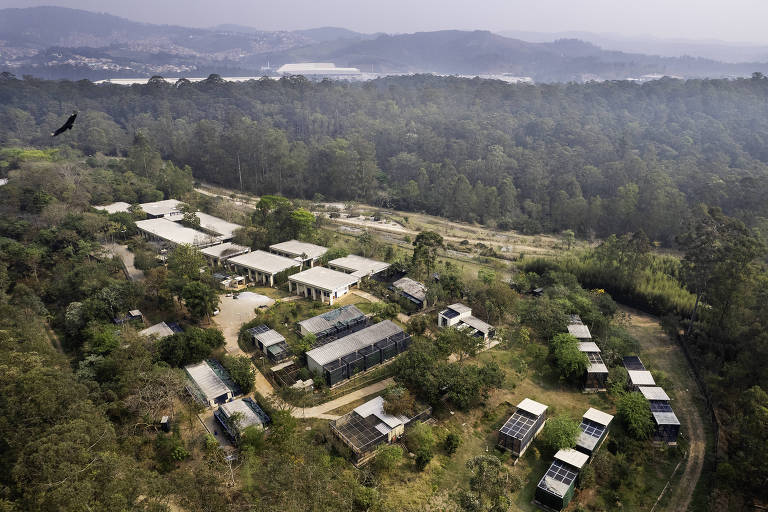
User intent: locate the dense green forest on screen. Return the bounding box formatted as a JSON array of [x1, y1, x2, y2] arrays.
[[4, 74, 768, 242]]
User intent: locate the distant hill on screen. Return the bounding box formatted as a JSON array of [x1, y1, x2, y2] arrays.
[[1, 6, 767, 81]]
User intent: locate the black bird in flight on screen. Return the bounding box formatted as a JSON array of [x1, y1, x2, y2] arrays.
[[51, 111, 77, 137]]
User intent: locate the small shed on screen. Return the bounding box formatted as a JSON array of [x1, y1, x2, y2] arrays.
[[535, 449, 589, 510], [247, 325, 291, 363], [578, 342, 608, 391], [575, 408, 614, 457], [497, 398, 548, 457]]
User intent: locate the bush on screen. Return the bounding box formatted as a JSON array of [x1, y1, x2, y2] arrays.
[[541, 414, 579, 452], [414, 446, 433, 470], [617, 391, 655, 440], [444, 432, 461, 455], [405, 422, 435, 454], [156, 327, 224, 367], [222, 355, 255, 393], [374, 444, 403, 474]]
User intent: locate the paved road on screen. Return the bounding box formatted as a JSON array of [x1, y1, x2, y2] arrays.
[[105, 243, 144, 281], [290, 377, 395, 420], [622, 307, 707, 512]]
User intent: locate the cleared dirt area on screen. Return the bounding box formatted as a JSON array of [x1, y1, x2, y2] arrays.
[[213, 293, 274, 355], [621, 306, 707, 512]]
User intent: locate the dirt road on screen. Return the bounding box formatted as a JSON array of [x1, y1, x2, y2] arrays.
[[621, 307, 706, 512]]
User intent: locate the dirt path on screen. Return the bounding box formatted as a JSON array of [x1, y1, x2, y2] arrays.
[[104, 243, 144, 281], [621, 306, 706, 512]]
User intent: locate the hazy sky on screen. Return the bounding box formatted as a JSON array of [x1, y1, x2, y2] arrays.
[[3, 0, 768, 44]]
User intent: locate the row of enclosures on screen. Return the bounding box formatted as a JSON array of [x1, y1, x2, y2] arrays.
[[322, 330, 412, 386]]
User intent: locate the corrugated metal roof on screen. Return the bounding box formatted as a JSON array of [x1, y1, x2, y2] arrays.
[[139, 199, 183, 217], [254, 328, 285, 348], [220, 398, 268, 429], [653, 410, 681, 426], [298, 305, 366, 335], [639, 386, 671, 401], [588, 362, 609, 374], [269, 240, 328, 259], [229, 250, 300, 274], [195, 212, 241, 239], [583, 408, 614, 426], [185, 361, 230, 401], [289, 266, 359, 291], [517, 398, 548, 417], [307, 320, 403, 367], [555, 448, 589, 469], [392, 277, 427, 302], [462, 315, 493, 333], [447, 303, 472, 314], [353, 396, 408, 429], [567, 324, 592, 339]]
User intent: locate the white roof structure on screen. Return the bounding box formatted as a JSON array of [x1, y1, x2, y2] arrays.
[[195, 212, 241, 239], [228, 250, 300, 275], [139, 322, 175, 338], [220, 398, 268, 429], [289, 266, 359, 292], [583, 408, 614, 426], [462, 315, 493, 334], [628, 370, 656, 387], [554, 449, 589, 469], [298, 305, 367, 335], [567, 324, 592, 339], [95, 201, 130, 214], [639, 386, 671, 401], [185, 361, 230, 403], [135, 218, 220, 247], [353, 396, 408, 434], [200, 242, 250, 260], [578, 342, 601, 353], [328, 254, 390, 277], [517, 398, 548, 417], [139, 199, 183, 218], [253, 328, 285, 348], [392, 277, 427, 302], [269, 240, 328, 260], [307, 320, 403, 368], [277, 62, 362, 76], [447, 303, 472, 314]]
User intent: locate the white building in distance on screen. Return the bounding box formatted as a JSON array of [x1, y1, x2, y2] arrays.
[[277, 62, 362, 78]]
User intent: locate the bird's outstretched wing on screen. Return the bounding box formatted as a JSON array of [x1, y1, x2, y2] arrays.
[[51, 112, 77, 137]]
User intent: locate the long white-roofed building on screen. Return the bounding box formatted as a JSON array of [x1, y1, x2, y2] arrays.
[[497, 398, 548, 457], [227, 250, 301, 287], [194, 212, 241, 240], [289, 266, 359, 305], [269, 240, 327, 267], [277, 62, 362, 78], [138, 199, 184, 219], [135, 218, 221, 247], [328, 254, 390, 280]]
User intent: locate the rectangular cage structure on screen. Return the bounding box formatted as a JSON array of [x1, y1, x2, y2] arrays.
[[358, 345, 382, 370], [622, 355, 646, 371], [535, 459, 579, 510], [497, 400, 547, 457], [342, 352, 366, 377], [323, 360, 348, 387], [575, 418, 608, 456], [650, 401, 681, 444], [375, 339, 398, 361], [393, 331, 412, 353]]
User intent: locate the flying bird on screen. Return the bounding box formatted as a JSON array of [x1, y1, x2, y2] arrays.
[[51, 111, 77, 137]]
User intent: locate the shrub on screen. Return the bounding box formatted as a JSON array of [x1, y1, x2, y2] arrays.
[[541, 414, 579, 452], [444, 432, 461, 455]]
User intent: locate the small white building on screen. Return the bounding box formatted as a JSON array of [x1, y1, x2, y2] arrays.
[[328, 254, 390, 280], [135, 218, 221, 247], [438, 303, 495, 340], [277, 62, 362, 78], [138, 321, 176, 339], [227, 250, 301, 287], [94, 201, 131, 214], [201, 242, 250, 266], [185, 361, 233, 407], [269, 240, 328, 268], [289, 266, 359, 305]]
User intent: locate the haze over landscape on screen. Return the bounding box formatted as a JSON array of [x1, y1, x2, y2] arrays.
[[1, 3, 768, 512]]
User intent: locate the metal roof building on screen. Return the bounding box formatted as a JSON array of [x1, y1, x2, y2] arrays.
[[200, 242, 250, 266], [135, 218, 220, 247], [306, 320, 411, 386], [228, 250, 301, 287], [138, 321, 178, 338], [330, 395, 431, 465], [195, 212, 241, 240], [576, 408, 613, 456], [328, 254, 390, 279], [269, 240, 328, 266], [289, 266, 359, 305], [391, 277, 427, 308], [535, 449, 590, 510], [215, 397, 270, 442], [277, 62, 362, 77], [185, 361, 233, 407], [247, 325, 291, 363], [567, 323, 592, 340], [497, 398, 548, 457], [139, 199, 184, 219], [298, 305, 367, 338], [578, 342, 608, 391], [438, 303, 495, 340]]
